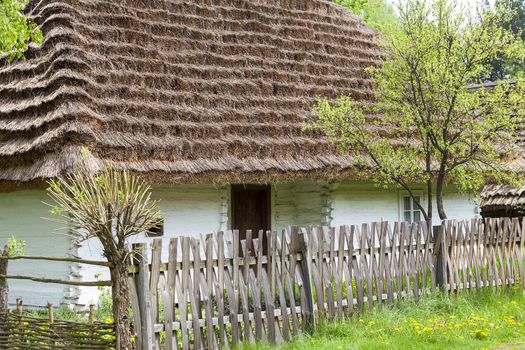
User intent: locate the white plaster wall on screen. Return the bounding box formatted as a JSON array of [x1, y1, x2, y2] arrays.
[[0, 190, 70, 307], [331, 181, 478, 227], [272, 182, 331, 231], [75, 184, 227, 306], [430, 191, 479, 223], [75, 181, 479, 307], [0, 182, 478, 308]]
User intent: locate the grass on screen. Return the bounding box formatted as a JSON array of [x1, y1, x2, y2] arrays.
[[25, 287, 114, 323], [242, 288, 525, 350]]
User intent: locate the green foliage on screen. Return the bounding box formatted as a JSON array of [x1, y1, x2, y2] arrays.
[[6, 235, 25, 257], [490, 0, 525, 80], [0, 0, 42, 61], [95, 288, 114, 322], [244, 288, 525, 350], [333, 0, 399, 33], [310, 0, 525, 221]]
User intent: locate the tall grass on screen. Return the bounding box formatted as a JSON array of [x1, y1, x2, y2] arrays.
[[244, 288, 525, 350]]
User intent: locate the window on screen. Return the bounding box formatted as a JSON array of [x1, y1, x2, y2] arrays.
[[403, 196, 421, 223], [147, 219, 164, 237]]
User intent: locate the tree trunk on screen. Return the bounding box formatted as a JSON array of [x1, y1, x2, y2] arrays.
[[0, 246, 8, 318], [436, 171, 447, 221], [426, 178, 433, 231], [110, 261, 132, 350], [425, 140, 433, 231]]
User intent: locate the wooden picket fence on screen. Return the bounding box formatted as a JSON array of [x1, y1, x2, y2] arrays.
[[128, 217, 525, 350], [437, 218, 525, 291]]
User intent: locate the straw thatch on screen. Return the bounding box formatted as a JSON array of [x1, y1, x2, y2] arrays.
[[480, 184, 525, 217], [0, 0, 381, 184]]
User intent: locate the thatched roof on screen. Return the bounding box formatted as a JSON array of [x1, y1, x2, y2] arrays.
[[0, 0, 381, 184], [480, 184, 525, 217]]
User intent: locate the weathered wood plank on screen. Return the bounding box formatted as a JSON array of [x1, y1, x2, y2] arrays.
[[165, 238, 178, 350], [135, 243, 154, 350], [150, 239, 162, 348], [216, 231, 227, 348], [179, 238, 190, 350], [276, 230, 290, 340], [335, 226, 345, 318], [205, 235, 217, 350]]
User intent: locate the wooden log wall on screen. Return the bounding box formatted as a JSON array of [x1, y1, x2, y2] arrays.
[[129, 218, 525, 350]]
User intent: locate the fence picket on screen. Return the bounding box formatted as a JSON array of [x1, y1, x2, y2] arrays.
[[165, 238, 178, 350], [313, 227, 325, 314], [179, 238, 190, 350], [205, 235, 217, 350], [334, 227, 344, 319], [286, 228, 300, 334], [264, 230, 276, 344], [252, 231, 264, 341], [326, 227, 336, 319], [343, 225, 355, 315], [407, 223, 418, 299], [490, 219, 500, 288], [517, 218, 525, 286], [392, 223, 403, 300], [216, 232, 227, 348], [473, 220, 482, 290], [276, 230, 290, 340], [459, 223, 468, 291], [150, 239, 162, 337], [467, 220, 476, 290], [383, 222, 394, 304]]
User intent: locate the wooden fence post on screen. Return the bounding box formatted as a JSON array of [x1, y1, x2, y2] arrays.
[[0, 246, 8, 319], [433, 223, 447, 290], [0, 247, 8, 347], [47, 303, 54, 324], [89, 304, 95, 324], [291, 226, 315, 330], [133, 243, 154, 350]]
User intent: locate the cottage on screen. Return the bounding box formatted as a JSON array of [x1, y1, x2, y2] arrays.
[[0, 0, 478, 307]]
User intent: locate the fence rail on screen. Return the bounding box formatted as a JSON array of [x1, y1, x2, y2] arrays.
[[128, 217, 525, 350]]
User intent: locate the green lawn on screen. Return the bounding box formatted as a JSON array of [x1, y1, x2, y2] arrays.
[[243, 288, 525, 350]]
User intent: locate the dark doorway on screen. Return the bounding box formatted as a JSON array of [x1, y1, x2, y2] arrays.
[[231, 185, 271, 255]]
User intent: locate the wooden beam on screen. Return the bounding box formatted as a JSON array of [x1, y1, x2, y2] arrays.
[[0, 275, 111, 286], [0, 255, 111, 267]]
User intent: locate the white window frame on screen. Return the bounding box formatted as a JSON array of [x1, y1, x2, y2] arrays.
[[399, 192, 425, 224]]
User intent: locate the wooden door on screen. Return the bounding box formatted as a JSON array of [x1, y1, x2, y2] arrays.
[[231, 185, 271, 254]]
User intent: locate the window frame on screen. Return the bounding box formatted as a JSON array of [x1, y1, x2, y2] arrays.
[[399, 192, 425, 224], [146, 219, 164, 237]]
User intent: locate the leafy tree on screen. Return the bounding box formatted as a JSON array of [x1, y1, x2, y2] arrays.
[[310, 0, 525, 227], [334, 0, 399, 33], [0, 236, 25, 317], [490, 0, 525, 80], [48, 163, 162, 350], [0, 0, 42, 60]]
